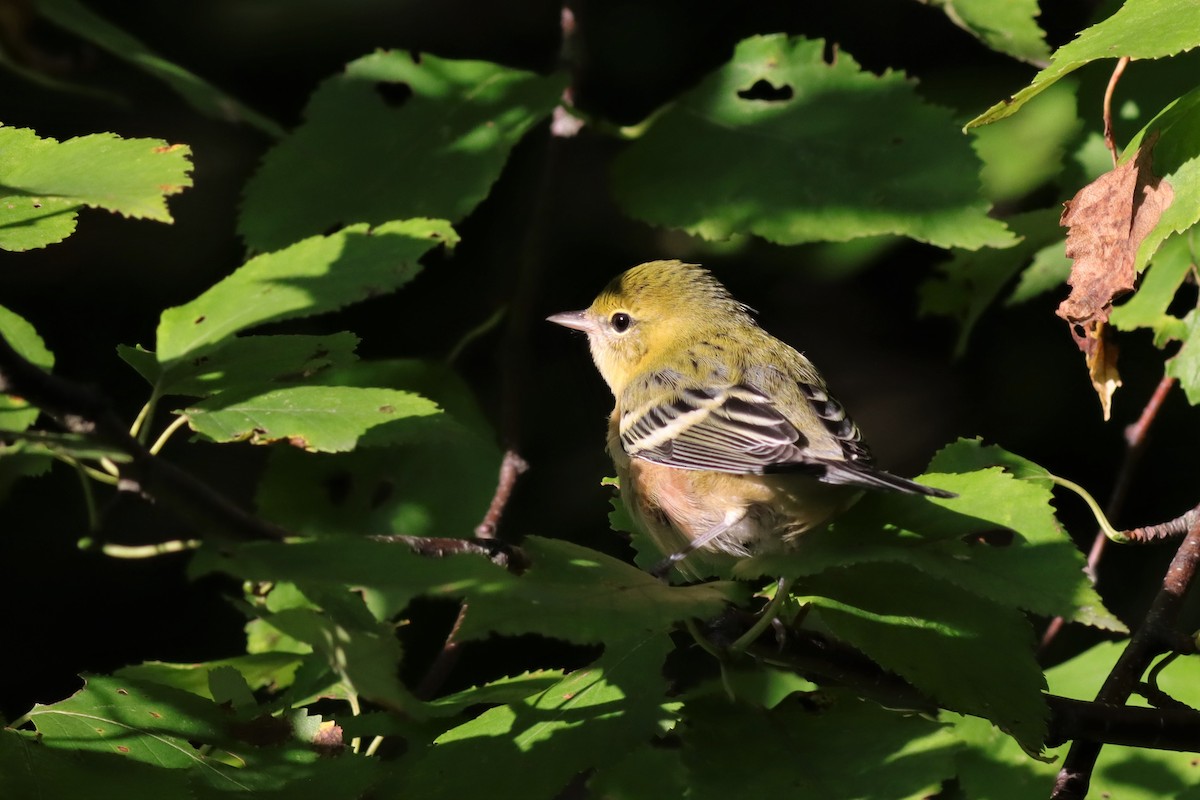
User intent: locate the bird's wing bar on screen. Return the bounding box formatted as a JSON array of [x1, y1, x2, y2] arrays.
[[620, 384, 808, 474]]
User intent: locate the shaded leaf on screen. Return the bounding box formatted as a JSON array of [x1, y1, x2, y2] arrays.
[[682, 693, 959, 800], [0, 125, 192, 251], [1166, 311, 1200, 405], [922, 0, 1050, 64], [155, 218, 455, 368], [114, 653, 306, 700], [182, 385, 441, 453], [612, 34, 1013, 250], [973, 81, 1079, 204], [919, 209, 1064, 355], [1109, 232, 1193, 345], [391, 635, 674, 800], [740, 438, 1124, 633], [1006, 238, 1071, 306], [31, 0, 282, 136], [240, 50, 567, 251], [120, 333, 360, 398], [969, 0, 1200, 128], [0, 304, 54, 432], [800, 563, 1048, 752], [589, 744, 687, 800]]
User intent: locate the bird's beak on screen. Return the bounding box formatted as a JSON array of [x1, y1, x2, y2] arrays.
[[546, 309, 594, 332]]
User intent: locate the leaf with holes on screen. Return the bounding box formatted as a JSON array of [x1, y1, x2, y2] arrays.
[[612, 34, 1013, 250]]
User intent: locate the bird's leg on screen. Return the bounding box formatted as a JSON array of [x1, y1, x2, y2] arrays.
[[649, 508, 747, 579], [729, 576, 796, 655]]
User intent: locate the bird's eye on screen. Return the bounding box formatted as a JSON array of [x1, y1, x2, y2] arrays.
[[610, 312, 632, 333]]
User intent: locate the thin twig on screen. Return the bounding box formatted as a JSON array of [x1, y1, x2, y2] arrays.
[[415, 603, 469, 700], [1041, 377, 1175, 651], [1103, 56, 1131, 167], [475, 449, 529, 538], [0, 332, 286, 542], [1051, 514, 1200, 799]]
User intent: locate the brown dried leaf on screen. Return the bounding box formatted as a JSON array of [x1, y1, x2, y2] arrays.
[[1057, 135, 1173, 417]]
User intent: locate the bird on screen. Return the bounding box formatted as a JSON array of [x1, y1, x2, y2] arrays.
[[548, 260, 954, 579]]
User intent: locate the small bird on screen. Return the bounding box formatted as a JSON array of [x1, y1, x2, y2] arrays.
[[549, 260, 953, 578]]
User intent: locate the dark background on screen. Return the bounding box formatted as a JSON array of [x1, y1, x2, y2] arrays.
[[2, 0, 1193, 721]]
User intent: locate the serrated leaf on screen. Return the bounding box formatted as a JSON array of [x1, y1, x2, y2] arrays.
[[120, 333, 360, 399], [155, 218, 455, 368], [1122, 85, 1200, 273], [0, 728, 192, 799], [969, 0, 1200, 128], [182, 385, 441, 452], [391, 634, 674, 800], [32, 0, 282, 136], [740, 439, 1123, 632], [612, 34, 1013, 250], [455, 537, 749, 644], [924, 0, 1051, 64], [114, 653, 306, 700], [429, 670, 567, 715], [951, 713, 1062, 800], [0, 305, 54, 432], [0, 125, 192, 251], [1006, 238, 1071, 306], [240, 50, 567, 251], [1110, 231, 1193, 344], [1166, 311, 1200, 404], [919, 209, 1064, 355], [800, 564, 1049, 752], [682, 693, 959, 800]]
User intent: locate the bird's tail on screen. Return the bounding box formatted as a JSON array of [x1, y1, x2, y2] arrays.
[[815, 458, 957, 498]]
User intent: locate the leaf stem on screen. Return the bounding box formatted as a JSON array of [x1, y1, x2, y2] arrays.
[[1045, 475, 1127, 543], [729, 577, 795, 655], [148, 414, 189, 455]]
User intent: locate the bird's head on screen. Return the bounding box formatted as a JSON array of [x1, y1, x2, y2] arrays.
[[548, 260, 753, 395]]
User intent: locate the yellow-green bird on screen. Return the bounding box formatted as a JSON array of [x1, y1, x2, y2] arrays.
[[549, 260, 953, 578]]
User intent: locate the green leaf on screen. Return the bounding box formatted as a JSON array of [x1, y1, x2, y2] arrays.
[[683, 664, 819, 710], [589, 744, 687, 800], [612, 34, 1014, 250], [1006, 237, 1071, 306], [682, 693, 959, 800], [155, 219, 455, 368], [255, 599, 421, 715], [454, 537, 749, 644], [182, 385, 441, 453], [31, 0, 282, 137], [740, 439, 1124, 633], [0, 728, 191, 799], [120, 333, 361, 398], [391, 635, 675, 800], [925, 0, 1051, 63], [973, 81, 1080, 203], [969, 0, 1200, 128], [1110, 231, 1193, 345], [429, 670, 567, 715], [193, 536, 745, 646], [1122, 85, 1200, 272], [952, 713, 1062, 800], [1166, 311, 1200, 404], [114, 653, 306, 700], [799, 563, 1049, 752], [239, 50, 567, 251], [0, 305, 54, 432], [0, 125, 192, 251], [919, 209, 1064, 355], [1044, 643, 1200, 800]]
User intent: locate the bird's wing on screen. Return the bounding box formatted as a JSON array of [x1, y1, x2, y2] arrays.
[[619, 382, 819, 475], [620, 377, 955, 498]]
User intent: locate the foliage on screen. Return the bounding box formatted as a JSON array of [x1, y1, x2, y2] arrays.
[[4, 1, 1200, 798]]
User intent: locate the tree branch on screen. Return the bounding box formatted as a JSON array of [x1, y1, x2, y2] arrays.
[[1052, 513, 1200, 799], [0, 332, 286, 542]]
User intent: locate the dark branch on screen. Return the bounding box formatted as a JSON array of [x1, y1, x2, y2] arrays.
[[0, 333, 285, 542], [1052, 514, 1200, 799], [475, 449, 529, 538]]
